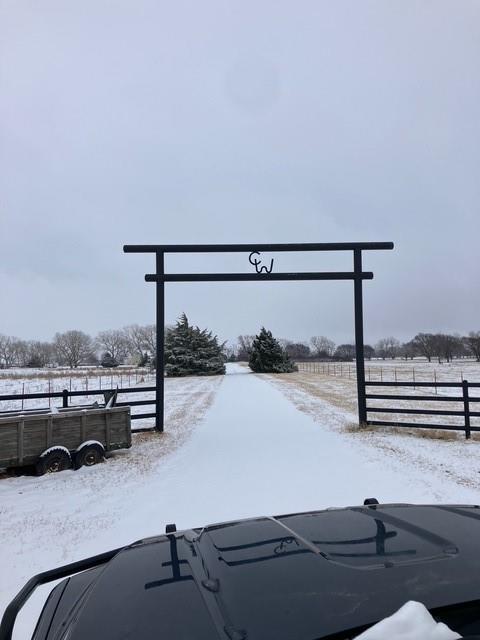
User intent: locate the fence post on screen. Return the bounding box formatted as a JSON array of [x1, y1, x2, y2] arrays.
[[434, 370, 437, 395], [62, 389, 69, 408], [413, 368, 416, 390], [463, 379, 471, 440]]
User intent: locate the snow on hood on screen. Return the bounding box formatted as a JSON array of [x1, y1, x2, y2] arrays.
[[355, 601, 461, 640]]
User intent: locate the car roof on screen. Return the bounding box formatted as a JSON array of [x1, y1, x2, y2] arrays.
[[61, 503, 480, 640]]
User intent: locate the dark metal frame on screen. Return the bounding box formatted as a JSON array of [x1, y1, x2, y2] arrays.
[[124, 242, 394, 431]]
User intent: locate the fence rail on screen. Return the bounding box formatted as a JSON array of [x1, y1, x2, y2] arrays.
[[0, 387, 157, 430], [365, 379, 479, 439]]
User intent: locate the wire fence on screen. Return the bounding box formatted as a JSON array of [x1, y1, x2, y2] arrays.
[[296, 361, 475, 393]]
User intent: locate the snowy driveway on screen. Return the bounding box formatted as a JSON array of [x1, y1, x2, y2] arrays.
[[113, 363, 478, 538], [2, 363, 479, 637]]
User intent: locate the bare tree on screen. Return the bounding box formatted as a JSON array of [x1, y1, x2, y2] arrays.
[[123, 325, 147, 362], [334, 344, 356, 360], [434, 333, 462, 363], [465, 331, 480, 361], [13, 340, 30, 367], [27, 341, 55, 367], [285, 342, 311, 360], [377, 337, 400, 359], [123, 324, 157, 363], [310, 336, 335, 358], [364, 344, 375, 359], [237, 335, 255, 361], [399, 340, 417, 360], [0, 335, 20, 367], [411, 333, 437, 362], [142, 324, 156, 356], [375, 338, 388, 359], [53, 330, 93, 368], [96, 329, 130, 364]]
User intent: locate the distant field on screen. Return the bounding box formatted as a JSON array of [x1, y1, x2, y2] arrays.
[[0, 367, 155, 424], [297, 358, 480, 387]]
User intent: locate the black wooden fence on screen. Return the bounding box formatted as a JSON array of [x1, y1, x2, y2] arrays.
[[366, 379, 480, 439], [0, 387, 157, 431]]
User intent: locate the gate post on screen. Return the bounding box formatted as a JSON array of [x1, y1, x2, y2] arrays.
[[462, 379, 471, 439], [155, 251, 165, 432], [353, 249, 367, 425]]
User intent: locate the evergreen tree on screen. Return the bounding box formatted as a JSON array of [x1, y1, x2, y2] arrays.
[[164, 313, 226, 377], [249, 327, 298, 373]]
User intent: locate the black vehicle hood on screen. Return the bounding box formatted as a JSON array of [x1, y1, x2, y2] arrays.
[[41, 504, 480, 640]]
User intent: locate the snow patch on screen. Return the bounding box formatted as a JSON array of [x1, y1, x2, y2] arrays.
[[355, 601, 461, 639], [38, 446, 71, 459], [75, 440, 104, 453]]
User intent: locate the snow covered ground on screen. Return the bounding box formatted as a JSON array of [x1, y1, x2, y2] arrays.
[[1, 363, 480, 637], [0, 372, 223, 638], [264, 369, 480, 492], [295, 359, 480, 430]]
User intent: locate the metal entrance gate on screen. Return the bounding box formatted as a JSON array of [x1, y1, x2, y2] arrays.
[[124, 242, 394, 431]]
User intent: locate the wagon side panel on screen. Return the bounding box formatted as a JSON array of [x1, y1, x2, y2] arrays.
[[0, 422, 20, 467], [52, 415, 83, 451], [106, 408, 131, 451], [22, 418, 50, 463]]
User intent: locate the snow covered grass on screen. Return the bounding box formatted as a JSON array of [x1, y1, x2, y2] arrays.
[[292, 365, 480, 431], [262, 369, 480, 495], [0, 372, 223, 638], [0, 367, 155, 414]]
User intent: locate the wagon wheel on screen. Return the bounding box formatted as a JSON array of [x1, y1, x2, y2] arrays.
[[74, 443, 104, 470], [36, 449, 72, 476]]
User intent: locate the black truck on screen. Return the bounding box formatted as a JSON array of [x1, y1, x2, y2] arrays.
[[3, 500, 480, 639]]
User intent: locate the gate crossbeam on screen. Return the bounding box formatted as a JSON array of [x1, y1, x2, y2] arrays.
[[145, 272, 373, 283]]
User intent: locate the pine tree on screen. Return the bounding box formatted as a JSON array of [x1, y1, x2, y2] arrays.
[[164, 313, 226, 377], [249, 327, 298, 373]]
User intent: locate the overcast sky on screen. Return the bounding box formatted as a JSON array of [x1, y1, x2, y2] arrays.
[[1, 0, 479, 347]]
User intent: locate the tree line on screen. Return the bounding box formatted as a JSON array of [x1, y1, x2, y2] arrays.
[[0, 325, 156, 369], [232, 332, 480, 363], [2, 326, 480, 369]]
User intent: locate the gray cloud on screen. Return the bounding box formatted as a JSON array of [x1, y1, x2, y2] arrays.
[[1, 0, 479, 344]]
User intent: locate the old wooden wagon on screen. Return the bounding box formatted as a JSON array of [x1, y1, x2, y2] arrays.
[[0, 405, 131, 475]]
